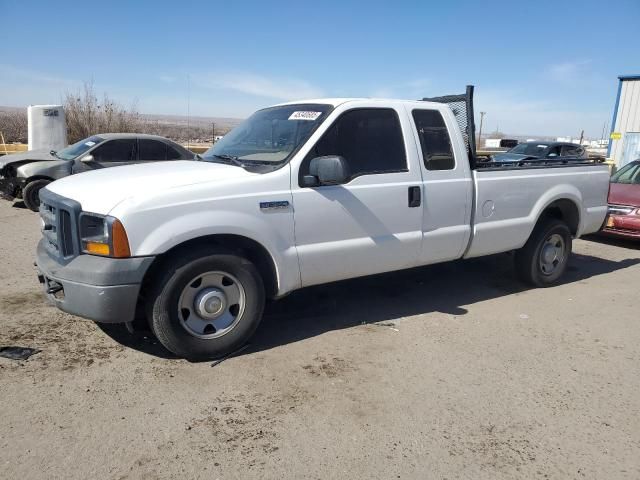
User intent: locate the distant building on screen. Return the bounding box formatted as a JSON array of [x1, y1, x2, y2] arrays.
[[608, 74, 640, 167], [556, 137, 580, 144], [484, 138, 501, 148]]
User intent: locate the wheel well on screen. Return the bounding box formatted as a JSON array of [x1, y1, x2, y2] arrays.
[[24, 176, 54, 186], [539, 199, 580, 236], [140, 234, 279, 301]]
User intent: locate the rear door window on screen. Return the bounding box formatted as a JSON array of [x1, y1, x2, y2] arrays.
[[166, 144, 184, 160], [139, 139, 167, 160], [412, 109, 455, 170]]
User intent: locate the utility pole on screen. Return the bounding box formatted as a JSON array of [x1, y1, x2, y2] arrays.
[[477, 112, 486, 148], [212, 122, 216, 144], [600, 121, 608, 145]]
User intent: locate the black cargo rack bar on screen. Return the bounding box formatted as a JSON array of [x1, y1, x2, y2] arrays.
[[476, 156, 606, 172], [422, 85, 477, 169]]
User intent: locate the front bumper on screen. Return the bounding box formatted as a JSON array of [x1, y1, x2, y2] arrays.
[[0, 175, 20, 199], [601, 227, 640, 240], [600, 213, 640, 240], [35, 239, 155, 323]]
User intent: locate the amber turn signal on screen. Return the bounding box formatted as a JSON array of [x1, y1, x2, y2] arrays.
[[111, 219, 131, 258]]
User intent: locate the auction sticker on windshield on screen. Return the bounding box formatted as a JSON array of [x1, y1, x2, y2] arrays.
[[288, 111, 322, 121]]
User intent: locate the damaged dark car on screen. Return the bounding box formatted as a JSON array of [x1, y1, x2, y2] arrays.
[[0, 133, 194, 211]]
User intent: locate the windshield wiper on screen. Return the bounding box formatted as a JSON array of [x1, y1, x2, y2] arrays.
[[205, 153, 279, 167], [50, 150, 60, 159], [210, 154, 245, 167]]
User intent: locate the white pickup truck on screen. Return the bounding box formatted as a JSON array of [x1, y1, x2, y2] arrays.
[[35, 87, 610, 359]]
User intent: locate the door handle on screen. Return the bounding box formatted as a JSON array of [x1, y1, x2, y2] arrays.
[[408, 186, 421, 207]]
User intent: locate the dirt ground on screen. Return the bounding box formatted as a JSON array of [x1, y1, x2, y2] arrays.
[[1, 199, 639, 480]]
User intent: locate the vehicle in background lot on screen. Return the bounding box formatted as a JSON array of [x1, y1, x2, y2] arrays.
[[602, 159, 640, 239], [0, 134, 194, 211], [492, 141, 587, 163], [34, 86, 610, 360], [499, 139, 519, 149]]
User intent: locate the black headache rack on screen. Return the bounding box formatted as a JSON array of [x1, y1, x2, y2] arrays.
[[423, 85, 478, 169], [422, 85, 606, 171]]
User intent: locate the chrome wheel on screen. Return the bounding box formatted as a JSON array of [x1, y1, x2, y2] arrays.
[[178, 271, 246, 339], [539, 233, 566, 276]]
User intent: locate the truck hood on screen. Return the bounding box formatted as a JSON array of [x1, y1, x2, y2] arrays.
[[45, 160, 258, 214], [608, 182, 640, 207], [0, 149, 58, 169]]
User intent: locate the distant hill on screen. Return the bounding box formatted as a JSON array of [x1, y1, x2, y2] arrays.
[[1, 106, 244, 144], [140, 113, 243, 130]]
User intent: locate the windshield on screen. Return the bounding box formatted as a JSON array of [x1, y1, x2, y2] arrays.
[[508, 143, 550, 156], [611, 161, 640, 184], [56, 135, 104, 160], [201, 104, 332, 164]]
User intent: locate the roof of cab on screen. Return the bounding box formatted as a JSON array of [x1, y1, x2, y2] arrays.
[[274, 97, 441, 108], [96, 133, 174, 141]]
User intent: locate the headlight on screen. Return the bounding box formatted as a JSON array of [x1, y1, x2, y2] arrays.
[[79, 213, 131, 258]]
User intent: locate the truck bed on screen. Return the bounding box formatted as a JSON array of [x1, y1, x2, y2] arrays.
[[464, 162, 610, 258]]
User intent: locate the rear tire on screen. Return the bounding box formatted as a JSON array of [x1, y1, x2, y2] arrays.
[[515, 218, 572, 287], [147, 247, 265, 360], [23, 179, 50, 212]]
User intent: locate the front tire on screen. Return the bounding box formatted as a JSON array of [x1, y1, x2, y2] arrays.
[[147, 248, 265, 360], [515, 218, 572, 287], [23, 179, 50, 211]]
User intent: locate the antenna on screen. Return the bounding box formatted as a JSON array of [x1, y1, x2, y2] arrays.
[[187, 74, 191, 150]]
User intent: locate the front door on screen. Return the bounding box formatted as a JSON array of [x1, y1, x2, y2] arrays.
[[292, 106, 424, 287]]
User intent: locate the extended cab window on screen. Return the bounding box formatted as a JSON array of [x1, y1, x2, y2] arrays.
[[305, 108, 406, 179], [412, 109, 455, 170], [91, 139, 136, 162], [139, 139, 167, 160]]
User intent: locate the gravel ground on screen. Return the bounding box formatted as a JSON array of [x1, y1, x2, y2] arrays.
[[1, 198, 639, 480]]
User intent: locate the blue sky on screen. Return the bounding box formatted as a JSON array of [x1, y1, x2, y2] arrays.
[[1, 0, 638, 137]]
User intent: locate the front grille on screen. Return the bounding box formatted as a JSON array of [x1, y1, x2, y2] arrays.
[[608, 204, 634, 216], [39, 189, 82, 262], [40, 201, 60, 256]]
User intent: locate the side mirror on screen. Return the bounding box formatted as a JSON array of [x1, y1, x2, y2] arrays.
[[80, 154, 94, 163], [305, 155, 350, 186]]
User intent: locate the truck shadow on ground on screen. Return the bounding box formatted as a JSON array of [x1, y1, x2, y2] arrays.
[[250, 252, 639, 355], [100, 250, 640, 360]]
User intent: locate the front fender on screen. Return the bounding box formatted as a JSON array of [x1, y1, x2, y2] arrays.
[[122, 208, 300, 296], [16, 160, 72, 180]]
